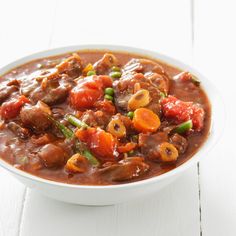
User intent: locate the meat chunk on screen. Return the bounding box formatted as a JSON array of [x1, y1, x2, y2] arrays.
[[174, 71, 200, 86], [31, 133, 55, 145], [78, 101, 115, 128], [114, 73, 162, 114], [51, 107, 66, 119], [7, 79, 20, 87], [93, 53, 118, 74], [122, 58, 170, 93], [56, 53, 83, 77], [38, 144, 67, 168], [79, 110, 105, 128], [99, 157, 149, 182], [123, 58, 164, 74], [114, 73, 143, 111], [20, 103, 52, 132], [0, 85, 18, 104], [139, 132, 168, 161], [35, 68, 60, 82], [94, 100, 116, 114], [30, 79, 70, 105], [169, 133, 188, 154], [20, 80, 39, 96], [144, 72, 169, 94], [7, 122, 30, 139]]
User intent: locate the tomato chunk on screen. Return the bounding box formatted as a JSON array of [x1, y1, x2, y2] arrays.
[[70, 75, 113, 109], [76, 127, 117, 161], [161, 95, 205, 131], [0, 95, 30, 120]]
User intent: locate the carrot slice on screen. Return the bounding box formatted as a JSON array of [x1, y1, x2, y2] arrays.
[[118, 142, 136, 153], [133, 108, 160, 133]]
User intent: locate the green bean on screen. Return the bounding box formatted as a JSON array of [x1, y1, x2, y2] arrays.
[[48, 116, 74, 139], [50, 115, 99, 166], [66, 114, 88, 129], [105, 87, 114, 96], [83, 150, 100, 166], [104, 94, 114, 101], [109, 71, 122, 79], [172, 120, 193, 134], [75, 141, 100, 167], [87, 70, 96, 76], [66, 116, 99, 166]]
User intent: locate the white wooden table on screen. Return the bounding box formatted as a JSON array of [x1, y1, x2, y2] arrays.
[[0, 0, 235, 235]]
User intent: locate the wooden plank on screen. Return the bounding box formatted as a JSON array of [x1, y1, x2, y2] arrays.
[[19, 1, 201, 236], [0, 0, 56, 67], [0, 1, 56, 235], [21, 167, 200, 236], [50, 0, 192, 62], [194, 0, 236, 235], [0, 170, 25, 236]]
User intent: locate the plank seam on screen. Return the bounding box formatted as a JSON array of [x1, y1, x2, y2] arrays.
[[191, 0, 202, 235], [197, 163, 203, 236], [17, 188, 27, 236]]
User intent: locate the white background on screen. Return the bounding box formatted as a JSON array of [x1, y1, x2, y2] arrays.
[[0, 0, 235, 235]]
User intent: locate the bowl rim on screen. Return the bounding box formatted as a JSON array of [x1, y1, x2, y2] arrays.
[[0, 44, 225, 190]]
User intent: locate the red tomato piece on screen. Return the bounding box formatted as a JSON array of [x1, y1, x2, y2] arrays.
[[0, 95, 30, 120], [76, 127, 117, 161], [70, 75, 113, 109], [98, 75, 113, 88], [161, 95, 205, 131]]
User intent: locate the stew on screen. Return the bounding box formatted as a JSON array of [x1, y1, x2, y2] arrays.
[[0, 50, 211, 185]]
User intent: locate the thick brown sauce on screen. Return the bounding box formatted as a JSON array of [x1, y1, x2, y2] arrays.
[[0, 50, 211, 185]]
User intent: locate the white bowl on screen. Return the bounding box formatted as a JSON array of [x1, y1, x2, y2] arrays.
[[0, 45, 224, 205]]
